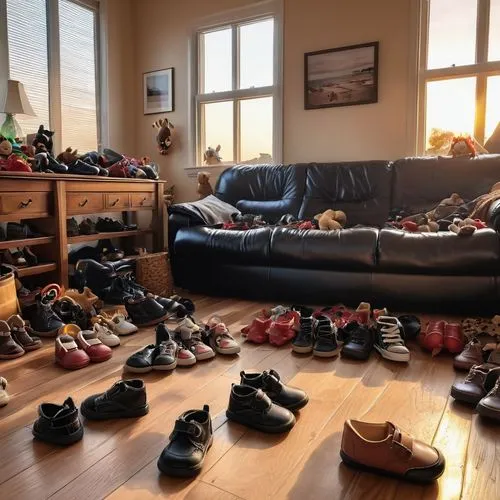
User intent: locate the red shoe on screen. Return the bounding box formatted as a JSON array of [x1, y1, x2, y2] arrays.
[[420, 320, 445, 355], [55, 335, 90, 370], [241, 311, 271, 344], [268, 311, 296, 346], [76, 330, 112, 362], [315, 305, 352, 328], [443, 323, 464, 354]]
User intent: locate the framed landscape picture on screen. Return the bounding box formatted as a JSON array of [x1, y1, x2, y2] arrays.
[[143, 68, 174, 114], [304, 42, 379, 110]]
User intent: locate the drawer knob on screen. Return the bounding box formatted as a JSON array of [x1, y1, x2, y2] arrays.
[[140, 197, 147, 205], [111, 198, 120, 206], [78, 198, 89, 207], [19, 199, 33, 208]]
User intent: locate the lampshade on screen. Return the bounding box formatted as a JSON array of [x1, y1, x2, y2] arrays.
[[2, 80, 36, 116]]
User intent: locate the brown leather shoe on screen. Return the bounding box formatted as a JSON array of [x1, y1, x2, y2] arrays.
[[340, 419, 445, 482], [450, 364, 494, 405], [476, 367, 500, 421], [453, 338, 484, 371]]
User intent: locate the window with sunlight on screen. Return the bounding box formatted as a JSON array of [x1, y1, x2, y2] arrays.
[[196, 17, 278, 165], [421, 0, 500, 155]]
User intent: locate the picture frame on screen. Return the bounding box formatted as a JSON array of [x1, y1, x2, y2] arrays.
[[304, 42, 379, 110], [143, 68, 174, 114]]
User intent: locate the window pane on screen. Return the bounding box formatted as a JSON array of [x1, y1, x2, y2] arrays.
[[486, 76, 500, 143], [240, 97, 273, 163], [489, 0, 500, 61], [425, 78, 476, 153], [6, 0, 50, 136], [59, 0, 98, 152], [202, 101, 233, 163], [239, 19, 274, 89], [201, 28, 232, 93], [427, 0, 477, 69]]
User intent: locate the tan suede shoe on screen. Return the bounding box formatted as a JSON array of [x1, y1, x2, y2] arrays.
[[340, 419, 445, 482]]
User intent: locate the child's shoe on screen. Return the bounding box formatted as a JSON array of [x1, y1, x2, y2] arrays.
[[443, 323, 464, 354], [204, 316, 240, 355], [241, 311, 272, 344], [419, 320, 445, 356]]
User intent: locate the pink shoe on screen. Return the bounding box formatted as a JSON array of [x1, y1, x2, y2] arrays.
[[241, 311, 272, 344], [268, 311, 296, 346]]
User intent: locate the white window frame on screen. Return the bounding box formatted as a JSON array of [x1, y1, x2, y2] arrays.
[[417, 0, 500, 153], [190, 1, 283, 168], [0, 0, 102, 153]]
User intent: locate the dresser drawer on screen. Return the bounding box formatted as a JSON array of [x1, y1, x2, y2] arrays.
[[130, 192, 154, 208], [67, 193, 104, 214], [0, 192, 51, 217], [105, 193, 130, 210]]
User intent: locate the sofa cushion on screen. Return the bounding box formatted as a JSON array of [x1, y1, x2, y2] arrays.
[[298, 161, 393, 227], [378, 228, 500, 275], [174, 226, 272, 266], [270, 227, 378, 271], [391, 155, 500, 214], [168, 195, 238, 225], [215, 164, 307, 221]]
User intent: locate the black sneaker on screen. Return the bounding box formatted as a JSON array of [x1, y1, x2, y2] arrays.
[[240, 369, 309, 411], [67, 218, 79, 237], [28, 294, 65, 337], [153, 295, 187, 318], [125, 296, 169, 327], [153, 340, 178, 371], [292, 308, 315, 354], [374, 316, 410, 363], [313, 315, 340, 357], [96, 217, 125, 232], [125, 345, 156, 373], [32, 397, 83, 445], [67, 159, 100, 175], [341, 322, 374, 360], [226, 384, 296, 433], [103, 277, 137, 305], [80, 379, 149, 420], [157, 405, 212, 477]]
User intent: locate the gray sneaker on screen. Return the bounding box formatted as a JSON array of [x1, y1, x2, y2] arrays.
[[153, 339, 178, 371]]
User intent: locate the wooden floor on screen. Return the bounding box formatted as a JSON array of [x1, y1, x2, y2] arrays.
[[0, 296, 498, 500]]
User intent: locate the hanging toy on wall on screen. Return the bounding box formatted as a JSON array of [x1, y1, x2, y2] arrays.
[[152, 118, 174, 155]]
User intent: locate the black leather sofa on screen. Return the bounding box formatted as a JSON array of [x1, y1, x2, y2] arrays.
[[168, 155, 500, 312]]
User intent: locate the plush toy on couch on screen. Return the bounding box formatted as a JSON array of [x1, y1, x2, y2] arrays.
[[314, 209, 347, 231], [197, 171, 213, 199]]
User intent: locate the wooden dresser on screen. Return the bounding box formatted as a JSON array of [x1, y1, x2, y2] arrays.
[[0, 171, 166, 288]]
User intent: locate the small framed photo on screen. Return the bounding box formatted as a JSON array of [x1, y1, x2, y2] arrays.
[[143, 68, 174, 114], [304, 42, 379, 110]]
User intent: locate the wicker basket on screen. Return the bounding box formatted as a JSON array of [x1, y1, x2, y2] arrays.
[[135, 251, 173, 297]]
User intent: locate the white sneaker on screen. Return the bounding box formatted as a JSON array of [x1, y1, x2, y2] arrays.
[[93, 323, 120, 347], [111, 314, 138, 336]]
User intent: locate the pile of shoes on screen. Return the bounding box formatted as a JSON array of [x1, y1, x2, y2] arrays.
[[67, 217, 137, 237], [1, 246, 38, 268], [0, 315, 42, 359]]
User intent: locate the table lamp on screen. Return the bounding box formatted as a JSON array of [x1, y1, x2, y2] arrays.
[[1, 80, 36, 141]]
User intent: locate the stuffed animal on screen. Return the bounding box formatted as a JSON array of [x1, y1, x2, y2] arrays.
[[427, 193, 465, 221], [0, 138, 13, 158], [448, 135, 476, 158], [57, 147, 79, 164], [152, 118, 174, 155], [314, 209, 347, 231], [401, 213, 439, 232], [197, 171, 213, 199], [449, 217, 477, 236], [204, 145, 222, 165], [32, 125, 55, 155]]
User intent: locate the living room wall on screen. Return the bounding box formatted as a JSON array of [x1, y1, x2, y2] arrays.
[[128, 0, 417, 203]]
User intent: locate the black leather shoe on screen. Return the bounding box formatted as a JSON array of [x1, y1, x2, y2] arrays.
[[96, 217, 125, 232], [240, 369, 309, 411], [53, 297, 88, 329], [80, 379, 149, 420], [341, 322, 374, 360], [6, 222, 41, 240], [153, 296, 187, 318], [74, 259, 116, 298], [125, 296, 169, 327], [226, 384, 296, 433], [29, 294, 65, 337], [103, 277, 137, 305], [158, 405, 213, 477], [125, 344, 156, 373], [32, 397, 83, 445]]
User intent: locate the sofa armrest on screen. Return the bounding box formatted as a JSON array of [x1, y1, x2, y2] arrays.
[[486, 199, 500, 231], [168, 212, 204, 257]]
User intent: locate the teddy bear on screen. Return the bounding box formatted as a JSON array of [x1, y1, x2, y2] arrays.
[[400, 213, 439, 232], [197, 171, 213, 199], [448, 217, 477, 236], [0, 138, 13, 158], [204, 145, 222, 165], [314, 209, 347, 231], [56, 147, 79, 164]]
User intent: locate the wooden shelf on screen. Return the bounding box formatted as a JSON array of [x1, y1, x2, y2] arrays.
[[17, 262, 57, 277], [67, 229, 153, 244], [0, 236, 55, 250]]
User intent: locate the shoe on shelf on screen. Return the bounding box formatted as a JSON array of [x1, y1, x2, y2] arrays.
[[80, 379, 149, 420], [476, 368, 500, 421], [176, 317, 215, 361], [92, 323, 120, 348], [419, 320, 445, 355], [55, 335, 90, 370], [203, 316, 240, 355], [32, 397, 84, 445], [443, 323, 464, 354], [78, 218, 97, 235], [97, 239, 124, 262], [125, 295, 169, 327], [241, 311, 272, 344], [28, 294, 65, 337], [156, 323, 196, 366], [0, 377, 9, 407], [157, 405, 213, 477], [292, 308, 315, 354], [226, 384, 296, 433], [240, 369, 309, 411], [6, 222, 41, 240], [341, 322, 374, 361], [22, 246, 38, 266], [450, 364, 494, 405], [75, 329, 112, 363], [0, 320, 25, 359], [313, 315, 340, 358], [125, 344, 156, 373], [374, 316, 410, 363], [95, 217, 126, 233], [454, 338, 484, 371], [67, 218, 79, 237], [340, 419, 445, 483], [7, 315, 42, 351], [3, 248, 27, 267], [67, 159, 100, 175]]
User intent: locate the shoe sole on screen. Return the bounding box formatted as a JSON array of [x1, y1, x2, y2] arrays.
[[157, 436, 213, 477], [453, 360, 476, 371], [284, 395, 309, 412], [292, 345, 313, 354], [226, 410, 296, 433], [21, 343, 43, 352], [450, 386, 483, 405], [476, 402, 500, 421], [32, 425, 84, 446], [0, 351, 25, 359], [341, 347, 371, 361], [374, 345, 410, 362], [313, 347, 341, 358], [133, 313, 171, 327], [177, 357, 197, 367], [80, 403, 149, 420], [195, 351, 216, 361], [100, 340, 121, 348], [152, 360, 177, 371], [339, 449, 445, 483], [125, 365, 153, 373]]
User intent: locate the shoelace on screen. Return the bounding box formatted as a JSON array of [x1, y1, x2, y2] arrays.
[[299, 318, 313, 338], [380, 323, 404, 346], [486, 377, 500, 397], [316, 318, 335, 338], [464, 366, 487, 384], [159, 340, 176, 356]]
